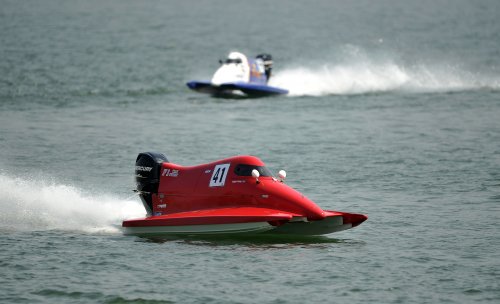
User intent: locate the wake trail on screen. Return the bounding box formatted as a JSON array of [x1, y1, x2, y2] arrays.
[[269, 50, 500, 96], [0, 174, 145, 233]]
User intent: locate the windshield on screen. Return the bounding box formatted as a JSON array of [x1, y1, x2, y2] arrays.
[[234, 164, 273, 177], [219, 58, 242, 65]]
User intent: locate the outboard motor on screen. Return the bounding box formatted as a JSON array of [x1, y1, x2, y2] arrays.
[[135, 152, 168, 216], [256, 54, 273, 81]]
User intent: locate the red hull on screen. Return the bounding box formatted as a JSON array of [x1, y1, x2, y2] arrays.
[[123, 154, 367, 236]]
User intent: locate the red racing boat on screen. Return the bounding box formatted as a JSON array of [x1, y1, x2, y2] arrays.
[[122, 152, 367, 236]]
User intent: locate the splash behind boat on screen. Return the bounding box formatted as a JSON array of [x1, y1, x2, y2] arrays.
[[122, 152, 367, 236], [187, 52, 288, 98]]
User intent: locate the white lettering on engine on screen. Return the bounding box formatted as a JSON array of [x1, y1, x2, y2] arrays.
[[135, 166, 153, 172]]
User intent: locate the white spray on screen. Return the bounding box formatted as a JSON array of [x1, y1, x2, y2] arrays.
[[0, 174, 145, 233], [269, 47, 500, 96]]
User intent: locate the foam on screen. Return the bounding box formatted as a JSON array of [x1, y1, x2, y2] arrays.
[[0, 174, 145, 233], [269, 48, 500, 96]]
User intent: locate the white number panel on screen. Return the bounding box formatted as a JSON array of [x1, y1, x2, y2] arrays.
[[209, 163, 230, 187]]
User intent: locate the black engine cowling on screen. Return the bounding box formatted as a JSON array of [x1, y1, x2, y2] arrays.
[[256, 53, 273, 81], [135, 152, 168, 216]]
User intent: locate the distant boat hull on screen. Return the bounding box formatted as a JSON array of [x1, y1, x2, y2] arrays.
[[187, 81, 288, 98]]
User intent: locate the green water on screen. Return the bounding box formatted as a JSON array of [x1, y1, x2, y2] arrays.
[[1, 0, 500, 303]]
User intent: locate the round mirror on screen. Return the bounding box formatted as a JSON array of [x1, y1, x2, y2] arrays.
[[251, 169, 260, 184], [278, 170, 286, 181]]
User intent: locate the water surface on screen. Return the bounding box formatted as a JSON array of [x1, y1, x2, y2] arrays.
[[1, 1, 500, 303]]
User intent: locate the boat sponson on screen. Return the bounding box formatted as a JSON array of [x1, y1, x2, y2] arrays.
[[186, 81, 288, 96], [324, 210, 368, 227], [122, 207, 298, 227]]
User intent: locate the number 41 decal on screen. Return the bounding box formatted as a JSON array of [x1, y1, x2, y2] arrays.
[[209, 163, 230, 187]]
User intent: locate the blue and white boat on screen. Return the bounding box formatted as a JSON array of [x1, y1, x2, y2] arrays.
[[187, 52, 288, 98]]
